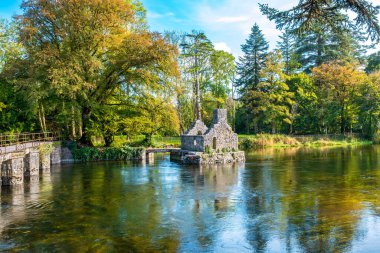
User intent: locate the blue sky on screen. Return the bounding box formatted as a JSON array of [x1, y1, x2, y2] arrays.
[[1, 0, 379, 56]]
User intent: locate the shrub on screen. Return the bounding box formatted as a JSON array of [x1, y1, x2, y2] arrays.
[[72, 144, 145, 162]]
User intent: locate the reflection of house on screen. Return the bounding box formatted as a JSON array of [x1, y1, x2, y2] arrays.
[[181, 109, 238, 152]]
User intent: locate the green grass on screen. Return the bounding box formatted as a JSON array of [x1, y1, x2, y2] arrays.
[[238, 134, 372, 149], [92, 135, 181, 148]]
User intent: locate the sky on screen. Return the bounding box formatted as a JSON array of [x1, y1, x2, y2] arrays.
[[1, 0, 379, 57]]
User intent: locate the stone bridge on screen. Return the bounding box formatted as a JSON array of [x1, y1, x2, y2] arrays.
[[0, 132, 61, 186]]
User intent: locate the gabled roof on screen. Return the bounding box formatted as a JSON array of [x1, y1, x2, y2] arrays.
[[184, 120, 208, 135]]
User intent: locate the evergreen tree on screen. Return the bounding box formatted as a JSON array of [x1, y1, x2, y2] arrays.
[[260, 0, 380, 43], [235, 24, 269, 91], [235, 24, 268, 133], [277, 30, 299, 75], [246, 50, 294, 133], [366, 51, 380, 73], [294, 26, 366, 72]]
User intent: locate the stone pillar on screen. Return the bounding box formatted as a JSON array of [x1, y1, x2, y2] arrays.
[[51, 146, 62, 165], [146, 152, 154, 165], [40, 152, 51, 174], [1, 152, 25, 186], [24, 149, 40, 178], [0, 155, 3, 187]]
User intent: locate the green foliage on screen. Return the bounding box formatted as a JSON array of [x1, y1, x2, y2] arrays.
[[236, 23, 269, 91], [72, 144, 145, 162], [239, 134, 370, 149], [39, 143, 53, 156], [259, 0, 380, 42], [205, 145, 211, 154], [366, 51, 380, 73]]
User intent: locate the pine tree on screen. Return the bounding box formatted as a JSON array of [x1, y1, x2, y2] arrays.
[[260, 0, 380, 43], [235, 24, 269, 133], [294, 26, 366, 72], [235, 24, 269, 91], [277, 30, 299, 75], [247, 50, 294, 133]]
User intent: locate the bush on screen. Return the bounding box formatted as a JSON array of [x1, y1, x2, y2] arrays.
[[72, 144, 145, 162], [372, 131, 380, 144]]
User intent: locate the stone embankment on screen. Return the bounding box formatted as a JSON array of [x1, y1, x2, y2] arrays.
[[170, 150, 245, 165]]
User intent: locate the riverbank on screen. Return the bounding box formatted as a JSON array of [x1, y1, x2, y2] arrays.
[[239, 134, 372, 149], [92, 134, 372, 151]]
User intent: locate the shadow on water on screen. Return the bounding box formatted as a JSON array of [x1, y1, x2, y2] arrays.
[[0, 147, 380, 252]]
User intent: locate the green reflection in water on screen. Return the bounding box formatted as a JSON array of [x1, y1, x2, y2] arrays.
[[1, 147, 380, 252]]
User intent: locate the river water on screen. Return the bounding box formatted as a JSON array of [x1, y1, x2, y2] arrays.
[[1, 146, 380, 252]]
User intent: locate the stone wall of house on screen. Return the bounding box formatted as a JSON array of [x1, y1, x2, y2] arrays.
[[184, 120, 208, 135], [204, 127, 238, 152], [203, 109, 238, 151], [181, 135, 205, 152]]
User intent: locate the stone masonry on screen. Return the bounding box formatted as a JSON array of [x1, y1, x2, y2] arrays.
[[179, 109, 243, 165], [181, 109, 238, 152]]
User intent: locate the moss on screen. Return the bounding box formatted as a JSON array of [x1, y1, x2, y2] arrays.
[[39, 143, 53, 156]]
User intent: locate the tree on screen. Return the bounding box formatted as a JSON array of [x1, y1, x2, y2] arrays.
[[123, 94, 179, 146], [293, 24, 367, 72], [260, 0, 380, 43], [236, 24, 269, 91], [366, 51, 380, 73], [277, 30, 300, 75], [209, 50, 235, 104], [9, 0, 178, 144], [246, 50, 294, 133], [180, 31, 213, 121], [357, 71, 380, 137], [312, 61, 367, 133], [287, 73, 319, 133], [235, 24, 269, 133]]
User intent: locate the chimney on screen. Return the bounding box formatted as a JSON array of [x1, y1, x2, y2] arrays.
[[213, 109, 227, 124]]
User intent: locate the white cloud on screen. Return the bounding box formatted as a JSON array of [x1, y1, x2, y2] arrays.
[[147, 11, 175, 19], [194, 0, 291, 56], [214, 42, 232, 53]]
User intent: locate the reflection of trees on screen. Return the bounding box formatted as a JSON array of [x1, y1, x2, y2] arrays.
[[179, 163, 241, 250], [1, 161, 181, 251], [244, 145, 380, 252]]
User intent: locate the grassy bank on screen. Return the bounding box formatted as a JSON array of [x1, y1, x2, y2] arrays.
[[92, 135, 181, 148], [239, 134, 372, 149]]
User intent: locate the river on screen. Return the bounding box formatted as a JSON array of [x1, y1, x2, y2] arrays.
[[1, 146, 380, 252]]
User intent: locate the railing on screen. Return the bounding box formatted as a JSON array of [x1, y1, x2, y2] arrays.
[[0, 132, 60, 147]]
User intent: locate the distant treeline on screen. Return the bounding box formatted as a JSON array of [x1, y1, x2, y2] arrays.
[[0, 0, 379, 147]]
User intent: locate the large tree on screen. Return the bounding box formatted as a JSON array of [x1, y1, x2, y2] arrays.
[[366, 51, 380, 73], [277, 30, 299, 75], [180, 31, 213, 121], [313, 61, 367, 134], [260, 0, 380, 43], [235, 24, 269, 133], [246, 50, 294, 133], [236, 24, 269, 91], [8, 0, 178, 144]]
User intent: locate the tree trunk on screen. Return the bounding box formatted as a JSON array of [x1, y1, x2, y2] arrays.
[[195, 52, 201, 121], [104, 132, 113, 147], [79, 106, 92, 146], [71, 105, 76, 140]]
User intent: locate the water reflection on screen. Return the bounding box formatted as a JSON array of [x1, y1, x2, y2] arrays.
[[0, 147, 380, 252]]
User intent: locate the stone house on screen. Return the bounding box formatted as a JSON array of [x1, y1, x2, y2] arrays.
[[181, 109, 238, 152]]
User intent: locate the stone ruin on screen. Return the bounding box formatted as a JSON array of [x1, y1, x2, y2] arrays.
[[181, 109, 238, 152], [176, 109, 244, 164]]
